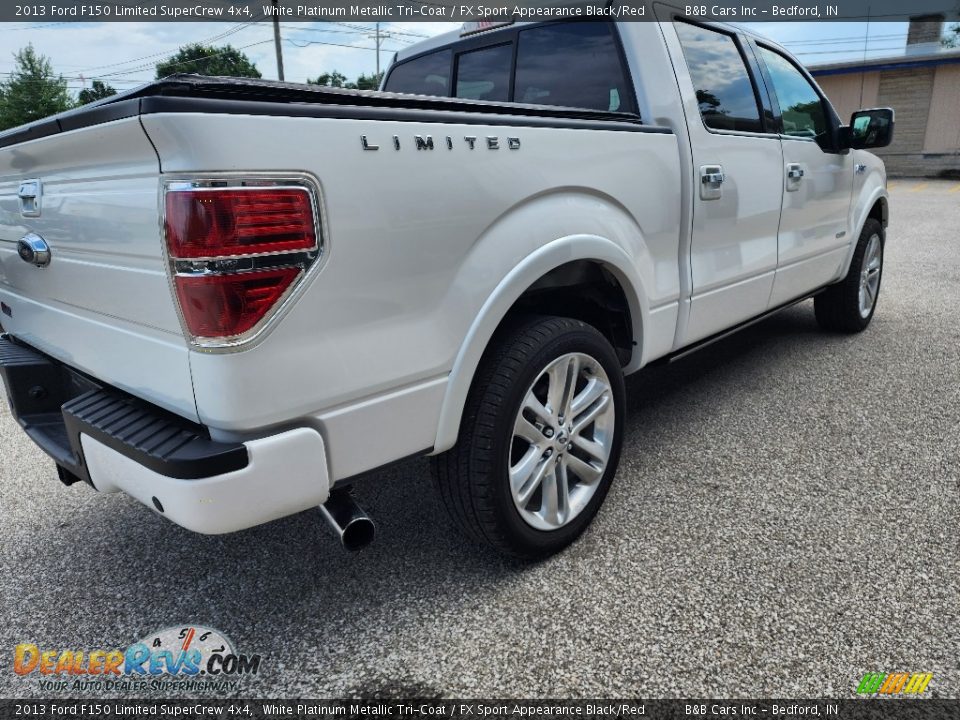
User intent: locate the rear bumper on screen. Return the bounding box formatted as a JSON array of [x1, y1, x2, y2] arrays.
[[82, 428, 329, 534], [0, 334, 330, 533]]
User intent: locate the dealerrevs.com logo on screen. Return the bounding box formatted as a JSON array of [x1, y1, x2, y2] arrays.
[[856, 672, 934, 695], [14, 625, 261, 693]]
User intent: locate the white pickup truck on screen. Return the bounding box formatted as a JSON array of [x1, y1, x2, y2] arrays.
[[0, 14, 893, 558]]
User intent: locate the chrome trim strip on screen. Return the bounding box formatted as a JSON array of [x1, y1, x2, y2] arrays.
[[172, 251, 318, 276]]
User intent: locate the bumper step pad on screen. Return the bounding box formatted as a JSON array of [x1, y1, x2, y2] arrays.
[[0, 335, 248, 483], [63, 390, 248, 480]]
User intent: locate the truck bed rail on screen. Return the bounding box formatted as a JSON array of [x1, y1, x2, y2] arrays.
[[0, 73, 664, 150]]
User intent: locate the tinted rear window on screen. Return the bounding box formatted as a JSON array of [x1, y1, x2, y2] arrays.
[[514, 23, 632, 112], [385, 22, 634, 114], [455, 44, 512, 102], [384, 49, 451, 96]]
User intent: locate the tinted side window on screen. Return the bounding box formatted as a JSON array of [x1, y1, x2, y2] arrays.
[[514, 22, 632, 112], [384, 50, 451, 96], [674, 22, 762, 133], [455, 44, 512, 102], [757, 46, 828, 140]]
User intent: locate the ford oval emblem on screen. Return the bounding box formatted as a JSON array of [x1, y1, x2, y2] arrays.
[[17, 233, 51, 268]]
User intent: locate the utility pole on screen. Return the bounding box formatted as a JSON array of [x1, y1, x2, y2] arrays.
[[367, 22, 391, 78], [271, 0, 285, 81]]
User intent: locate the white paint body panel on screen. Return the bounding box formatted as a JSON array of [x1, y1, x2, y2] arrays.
[[770, 137, 854, 306], [142, 113, 682, 459], [84, 427, 329, 534], [656, 19, 784, 344], [0, 117, 197, 420], [844, 149, 888, 276]]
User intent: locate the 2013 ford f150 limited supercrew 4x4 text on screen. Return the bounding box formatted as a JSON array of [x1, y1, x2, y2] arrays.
[[0, 11, 893, 558]]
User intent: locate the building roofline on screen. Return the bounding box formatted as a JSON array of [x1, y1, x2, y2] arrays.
[[809, 49, 960, 76]]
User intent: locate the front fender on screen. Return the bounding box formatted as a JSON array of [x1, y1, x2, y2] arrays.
[[843, 151, 889, 277]]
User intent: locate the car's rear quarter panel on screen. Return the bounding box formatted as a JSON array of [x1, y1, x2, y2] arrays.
[[142, 112, 681, 478]]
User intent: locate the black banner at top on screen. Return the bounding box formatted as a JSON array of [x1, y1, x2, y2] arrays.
[[4, 0, 960, 23]]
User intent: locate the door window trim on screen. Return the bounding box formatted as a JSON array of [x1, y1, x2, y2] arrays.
[[453, 41, 514, 102], [671, 18, 779, 139], [380, 47, 454, 99], [752, 40, 843, 146]]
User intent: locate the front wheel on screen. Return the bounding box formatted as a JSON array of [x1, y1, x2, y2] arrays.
[[815, 218, 884, 332], [432, 316, 625, 560]]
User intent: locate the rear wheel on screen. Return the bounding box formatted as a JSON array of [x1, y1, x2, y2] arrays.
[[815, 218, 884, 332], [432, 316, 625, 560]]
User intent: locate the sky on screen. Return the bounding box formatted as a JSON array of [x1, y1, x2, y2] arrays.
[[0, 18, 936, 96]]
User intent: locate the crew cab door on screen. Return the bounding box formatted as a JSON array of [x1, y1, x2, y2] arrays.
[[751, 42, 855, 306], [665, 20, 785, 345]]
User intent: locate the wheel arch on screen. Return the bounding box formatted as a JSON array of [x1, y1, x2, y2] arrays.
[[842, 183, 888, 279], [866, 195, 888, 229], [432, 237, 648, 455]]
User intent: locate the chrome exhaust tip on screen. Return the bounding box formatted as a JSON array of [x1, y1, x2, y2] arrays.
[[319, 489, 376, 551]]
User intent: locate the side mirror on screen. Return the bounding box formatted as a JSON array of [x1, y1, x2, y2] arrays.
[[845, 108, 895, 150]]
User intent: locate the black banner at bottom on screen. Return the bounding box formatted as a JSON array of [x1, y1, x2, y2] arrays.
[[1, 700, 955, 720]]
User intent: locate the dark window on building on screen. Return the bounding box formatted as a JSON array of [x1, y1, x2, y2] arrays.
[[383, 50, 451, 96], [455, 44, 512, 102], [757, 46, 829, 141], [514, 22, 632, 112], [674, 22, 763, 133]]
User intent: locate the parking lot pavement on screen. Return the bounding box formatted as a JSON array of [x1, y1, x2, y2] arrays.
[[1, 182, 958, 700]]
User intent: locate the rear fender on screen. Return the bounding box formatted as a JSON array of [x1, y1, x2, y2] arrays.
[[432, 233, 648, 454]]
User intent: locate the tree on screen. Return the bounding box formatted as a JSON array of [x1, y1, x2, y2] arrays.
[[307, 71, 348, 88], [307, 71, 383, 91], [0, 44, 72, 130], [155, 43, 261, 79], [77, 79, 117, 105], [695, 89, 726, 116], [354, 72, 384, 91], [943, 23, 960, 48]]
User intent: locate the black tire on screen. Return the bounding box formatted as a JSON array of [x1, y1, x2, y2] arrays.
[[815, 218, 885, 332], [431, 316, 626, 560]]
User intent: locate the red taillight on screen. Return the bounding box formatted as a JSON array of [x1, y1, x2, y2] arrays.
[[164, 181, 321, 345], [165, 188, 316, 258], [175, 268, 301, 339]]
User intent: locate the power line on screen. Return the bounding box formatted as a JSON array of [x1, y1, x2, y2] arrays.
[[782, 34, 905, 47], [279, 24, 415, 44], [98, 38, 275, 78], [286, 37, 379, 52], [330, 21, 427, 39], [0, 22, 71, 32], [382, 23, 429, 38], [40, 16, 265, 81], [793, 45, 906, 56]]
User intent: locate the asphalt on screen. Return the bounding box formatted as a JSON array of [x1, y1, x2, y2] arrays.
[[1, 180, 958, 700]]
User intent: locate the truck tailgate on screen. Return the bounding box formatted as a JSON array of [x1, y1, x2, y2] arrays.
[[0, 117, 197, 421]]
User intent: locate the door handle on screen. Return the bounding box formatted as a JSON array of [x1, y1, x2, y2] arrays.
[[18, 179, 41, 217], [785, 163, 804, 192], [699, 165, 724, 200]]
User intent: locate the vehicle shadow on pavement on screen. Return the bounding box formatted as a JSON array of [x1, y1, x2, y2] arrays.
[[623, 304, 820, 412], [12, 306, 822, 590], [2, 302, 849, 697]]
